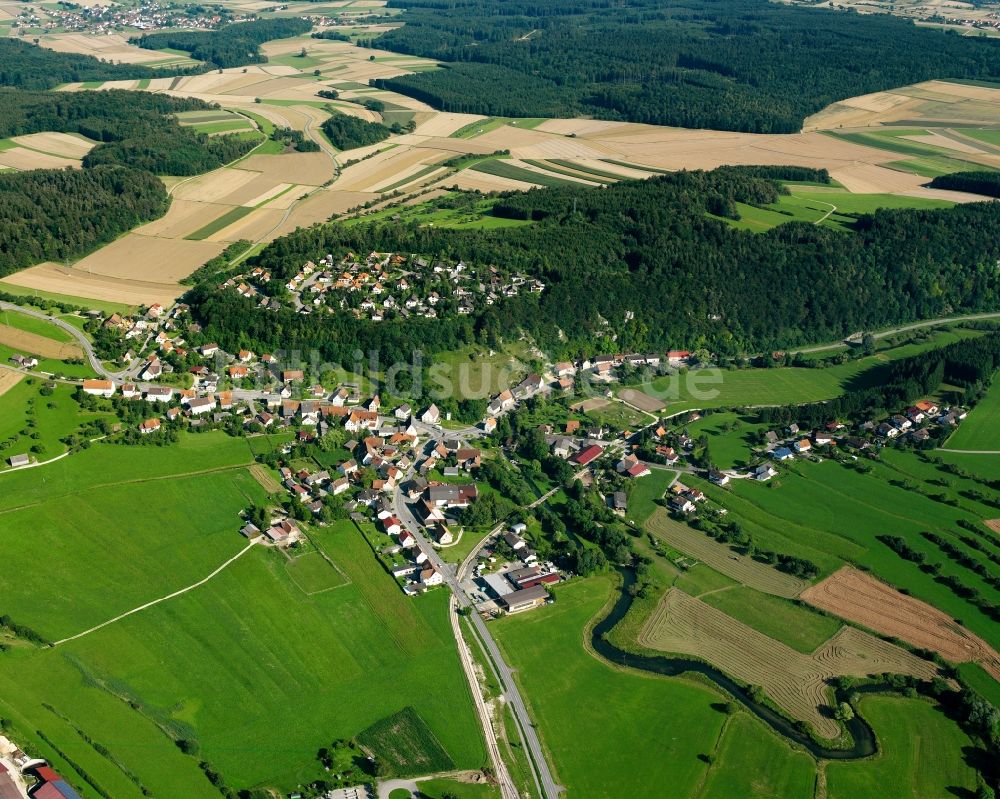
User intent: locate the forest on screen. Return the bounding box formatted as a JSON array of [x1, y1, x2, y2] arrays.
[[929, 171, 1000, 198], [371, 0, 1000, 132], [0, 39, 180, 90], [320, 111, 398, 150], [132, 18, 312, 68], [186, 168, 1000, 365], [0, 90, 257, 277], [0, 166, 168, 277], [0, 89, 258, 175]]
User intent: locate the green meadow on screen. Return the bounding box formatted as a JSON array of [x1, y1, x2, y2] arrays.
[[825, 696, 978, 799], [0, 436, 485, 795], [946, 377, 1000, 450], [492, 577, 728, 797]]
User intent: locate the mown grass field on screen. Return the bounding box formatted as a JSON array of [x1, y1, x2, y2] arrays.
[[492, 576, 727, 798], [697, 713, 815, 799], [630, 327, 987, 414], [626, 467, 674, 526], [825, 696, 978, 799], [946, 377, 1000, 450], [0, 438, 484, 795]]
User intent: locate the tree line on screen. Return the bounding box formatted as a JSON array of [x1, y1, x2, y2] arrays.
[[187, 168, 1000, 364], [370, 0, 1000, 133], [929, 171, 1000, 198], [132, 18, 311, 68], [321, 111, 402, 150]]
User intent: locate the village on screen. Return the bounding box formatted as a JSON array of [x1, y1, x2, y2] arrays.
[[13, 1, 246, 37], [219, 251, 546, 322]]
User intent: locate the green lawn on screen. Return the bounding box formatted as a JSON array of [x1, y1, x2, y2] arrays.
[[682, 411, 768, 469], [0, 442, 485, 795], [946, 376, 1000, 450], [626, 468, 674, 526], [698, 712, 815, 799], [825, 696, 978, 799], [492, 576, 727, 798], [416, 778, 499, 799]]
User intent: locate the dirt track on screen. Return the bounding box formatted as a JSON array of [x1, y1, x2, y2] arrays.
[[801, 567, 1000, 680], [639, 588, 940, 738]]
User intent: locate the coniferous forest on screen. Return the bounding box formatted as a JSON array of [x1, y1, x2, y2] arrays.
[[0, 39, 177, 90], [0, 167, 168, 277], [187, 169, 1000, 363], [371, 0, 1000, 132]]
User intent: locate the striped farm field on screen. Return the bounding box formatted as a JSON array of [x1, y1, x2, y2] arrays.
[[646, 509, 809, 598], [637, 588, 940, 738], [470, 159, 587, 188]]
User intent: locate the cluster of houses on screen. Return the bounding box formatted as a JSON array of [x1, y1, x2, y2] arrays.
[[220, 251, 545, 322], [36, 1, 243, 34], [79, 378, 240, 434], [241, 516, 303, 547], [764, 399, 965, 462], [1, 734, 80, 799]]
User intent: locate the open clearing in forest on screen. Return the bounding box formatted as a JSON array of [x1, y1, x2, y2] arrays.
[[638, 588, 940, 738], [0, 324, 82, 360], [646, 509, 809, 598], [801, 567, 1000, 680]]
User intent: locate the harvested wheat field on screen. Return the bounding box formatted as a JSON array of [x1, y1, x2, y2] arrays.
[[801, 567, 1000, 680], [0, 265, 182, 308], [237, 152, 335, 186], [10, 132, 95, 159], [0, 370, 24, 397], [647, 509, 809, 598], [0, 148, 81, 171], [39, 33, 174, 65], [639, 588, 940, 738], [334, 147, 445, 191], [70, 234, 225, 284], [618, 388, 666, 413], [414, 113, 486, 137], [134, 199, 234, 239], [268, 189, 377, 236], [449, 170, 539, 193], [0, 324, 82, 360], [205, 207, 286, 243], [173, 167, 261, 204], [985, 520, 1000, 534]]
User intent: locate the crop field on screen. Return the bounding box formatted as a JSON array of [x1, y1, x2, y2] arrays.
[[825, 696, 978, 799], [638, 588, 938, 738], [0, 369, 22, 398], [646, 510, 810, 598], [801, 567, 1000, 680], [491, 576, 728, 798], [356, 706, 456, 777], [945, 377, 1000, 450], [711, 461, 1000, 648], [0, 440, 484, 795], [469, 159, 582, 188], [0, 323, 82, 360], [618, 387, 666, 412]]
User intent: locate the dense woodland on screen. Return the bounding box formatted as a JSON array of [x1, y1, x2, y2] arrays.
[[320, 111, 396, 150], [0, 90, 258, 175], [132, 18, 311, 68], [187, 168, 1000, 364], [0, 166, 167, 277], [0, 90, 256, 276], [929, 171, 1000, 198], [371, 0, 1000, 132], [0, 39, 177, 90]]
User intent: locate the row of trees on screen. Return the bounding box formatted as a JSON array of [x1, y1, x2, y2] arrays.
[[929, 171, 1000, 198], [187, 168, 1000, 364], [371, 0, 1000, 132], [132, 18, 312, 69]]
